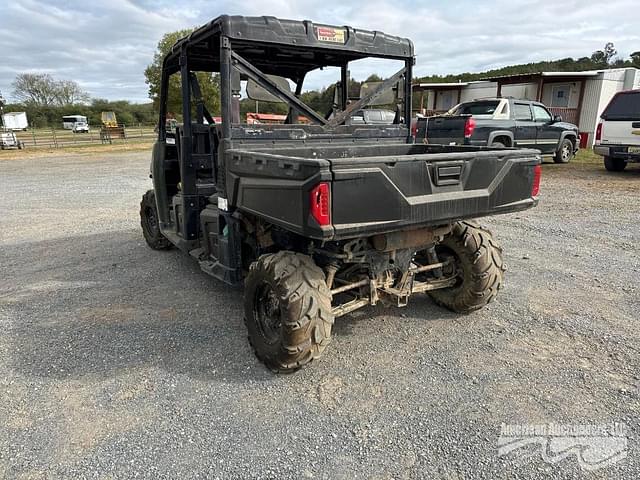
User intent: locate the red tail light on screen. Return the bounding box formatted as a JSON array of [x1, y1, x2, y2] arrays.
[[532, 164, 542, 197], [464, 117, 476, 138], [310, 182, 331, 226], [595, 122, 603, 142]]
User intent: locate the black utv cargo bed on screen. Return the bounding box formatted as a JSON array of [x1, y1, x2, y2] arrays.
[[226, 143, 540, 240]]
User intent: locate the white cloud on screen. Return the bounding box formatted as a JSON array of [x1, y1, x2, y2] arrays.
[[0, 0, 638, 102]]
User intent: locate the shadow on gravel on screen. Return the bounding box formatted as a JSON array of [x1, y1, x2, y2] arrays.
[[332, 299, 457, 338], [2, 231, 260, 382], [3, 230, 458, 382]]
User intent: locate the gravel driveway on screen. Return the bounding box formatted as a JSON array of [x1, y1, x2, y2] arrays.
[[1, 152, 638, 479]]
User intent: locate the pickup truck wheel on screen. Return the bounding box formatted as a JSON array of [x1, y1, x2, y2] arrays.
[[554, 138, 574, 163], [490, 141, 506, 148], [244, 251, 334, 373], [140, 190, 172, 250], [427, 221, 505, 313], [604, 156, 627, 172]]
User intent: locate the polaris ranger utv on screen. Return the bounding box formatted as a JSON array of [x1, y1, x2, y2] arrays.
[[140, 15, 541, 372]]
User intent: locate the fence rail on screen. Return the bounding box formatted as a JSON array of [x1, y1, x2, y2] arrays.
[[11, 124, 156, 149]]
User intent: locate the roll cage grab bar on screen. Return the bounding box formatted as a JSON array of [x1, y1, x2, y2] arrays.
[[230, 50, 409, 129]]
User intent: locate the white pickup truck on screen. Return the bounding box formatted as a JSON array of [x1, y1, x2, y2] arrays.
[[594, 90, 640, 172]]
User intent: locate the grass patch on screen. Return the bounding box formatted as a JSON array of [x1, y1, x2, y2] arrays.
[[573, 149, 601, 164]]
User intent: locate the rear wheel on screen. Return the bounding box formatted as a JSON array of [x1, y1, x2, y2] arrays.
[[244, 251, 334, 373], [427, 221, 505, 313], [140, 190, 172, 250], [490, 141, 506, 148], [554, 138, 574, 163], [604, 156, 627, 172]]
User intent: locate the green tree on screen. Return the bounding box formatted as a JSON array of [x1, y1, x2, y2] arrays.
[[364, 74, 383, 83], [144, 29, 220, 117], [591, 42, 617, 67], [630, 51, 640, 67]]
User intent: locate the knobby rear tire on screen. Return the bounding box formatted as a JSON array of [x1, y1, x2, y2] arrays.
[[428, 221, 505, 313], [244, 251, 334, 373]]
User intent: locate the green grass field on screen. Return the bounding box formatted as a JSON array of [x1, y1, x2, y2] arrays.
[[572, 148, 601, 164]]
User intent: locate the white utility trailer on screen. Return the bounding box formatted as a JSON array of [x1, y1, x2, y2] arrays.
[[2, 111, 28, 130]]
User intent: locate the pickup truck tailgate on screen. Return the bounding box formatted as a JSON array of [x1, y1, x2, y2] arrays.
[[330, 148, 540, 238], [417, 116, 468, 145]]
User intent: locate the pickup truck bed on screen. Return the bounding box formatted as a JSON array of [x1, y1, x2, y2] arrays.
[[416, 98, 579, 164], [226, 142, 540, 240]]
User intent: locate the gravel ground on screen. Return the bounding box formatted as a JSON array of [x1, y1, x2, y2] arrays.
[[0, 151, 638, 479]]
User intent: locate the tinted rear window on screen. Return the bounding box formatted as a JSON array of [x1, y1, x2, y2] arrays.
[[602, 91, 640, 120], [450, 101, 500, 116]]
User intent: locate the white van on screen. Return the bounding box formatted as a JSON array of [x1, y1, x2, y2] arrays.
[[593, 90, 640, 171], [62, 115, 89, 133]]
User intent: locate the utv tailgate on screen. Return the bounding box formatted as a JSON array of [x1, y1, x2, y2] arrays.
[[227, 144, 540, 241], [329, 147, 539, 238]]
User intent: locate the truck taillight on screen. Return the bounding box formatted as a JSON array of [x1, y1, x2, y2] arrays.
[[464, 117, 476, 138], [310, 182, 331, 226], [532, 164, 542, 197], [595, 122, 603, 142]]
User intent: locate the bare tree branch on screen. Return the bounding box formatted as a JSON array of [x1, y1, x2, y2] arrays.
[[12, 73, 59, 106], [55, 79, 90, 106], [11, 74, 90, 106]]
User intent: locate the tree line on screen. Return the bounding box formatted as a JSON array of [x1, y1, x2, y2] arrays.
[[2, 97, 156, 129], [2, 72, 156, 128], [2, 34, 638, 129], [415, 43, 640, 84]]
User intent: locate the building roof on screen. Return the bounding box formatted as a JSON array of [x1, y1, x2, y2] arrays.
[[486, 71, 602, 82], [541, 71, 601, 77], [413, 82, 469, 89]]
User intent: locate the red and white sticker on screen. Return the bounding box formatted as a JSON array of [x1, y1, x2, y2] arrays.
[[315, 26, 346, 44]]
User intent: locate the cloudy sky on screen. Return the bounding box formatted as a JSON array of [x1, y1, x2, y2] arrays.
[[1, 0, 639, 103]]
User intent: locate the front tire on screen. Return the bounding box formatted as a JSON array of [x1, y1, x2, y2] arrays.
[[244, 251, 334, 373], [604, 156, 627, 172], [427, 221, 505, 313], [140, 190, 172, 250], [554, 138, 574, 163]]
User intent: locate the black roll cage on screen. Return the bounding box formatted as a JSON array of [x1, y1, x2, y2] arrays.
[[157, 15, 415, 144]]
